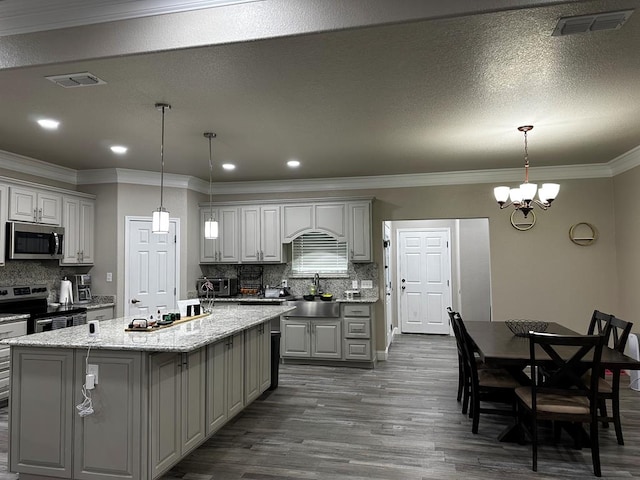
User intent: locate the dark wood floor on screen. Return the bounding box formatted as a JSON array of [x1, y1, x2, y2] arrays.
[[1, 334, 639, 479]]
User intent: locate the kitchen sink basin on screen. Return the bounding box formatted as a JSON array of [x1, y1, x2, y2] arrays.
[[284, 300, 340, 318]]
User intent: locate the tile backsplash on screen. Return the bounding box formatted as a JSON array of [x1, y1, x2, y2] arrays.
[[200, 262, 378, 300], [0, 260, 91, 302]]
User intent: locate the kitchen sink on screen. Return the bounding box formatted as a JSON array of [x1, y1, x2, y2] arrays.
[[284, 300, 340, 318]]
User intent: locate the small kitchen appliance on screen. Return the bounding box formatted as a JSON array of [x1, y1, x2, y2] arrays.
[[196, 277, 238, 297], [71, 274, 92, 304], [0, 284, 87, 334]]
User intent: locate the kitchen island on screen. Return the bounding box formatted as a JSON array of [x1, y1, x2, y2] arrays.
[[2, 304, 294, 480]]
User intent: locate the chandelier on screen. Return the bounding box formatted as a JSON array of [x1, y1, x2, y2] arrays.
[[152, 102, 171, 234], [493, 125, 559, 218], [203, 132, 219, 239]]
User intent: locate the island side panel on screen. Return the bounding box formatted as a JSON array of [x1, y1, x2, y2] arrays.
[[73, 349, 145, 480], [10, 347, 74, 478]]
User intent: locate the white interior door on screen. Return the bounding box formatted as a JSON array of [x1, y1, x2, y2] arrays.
[[398, 228, 451, 334], [125, 217, 179, 317]]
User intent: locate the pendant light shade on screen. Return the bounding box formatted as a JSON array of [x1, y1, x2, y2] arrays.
[[152, 102, 171, 234], [204, 132, 218, 240]]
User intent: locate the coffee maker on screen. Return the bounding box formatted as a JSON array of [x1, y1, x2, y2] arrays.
[[71, 274, 92, 304]]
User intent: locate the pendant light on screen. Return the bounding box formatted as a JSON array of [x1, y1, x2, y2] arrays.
[[152, 102, 171, 234], [493, 125, 560, 218], [203, 132, 218, 239]]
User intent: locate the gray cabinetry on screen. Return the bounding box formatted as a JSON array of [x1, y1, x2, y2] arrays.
[[240, 205, 282, 262], [74, 350, 144, 480], [244, 322, 271, 404], [150, 348, 206, 479], [10, 347, 75, 478], [281, 318, 341, 359], [206, 331, 245, 437], [0, 185, 7, 267], [0, 320, 27, 401], [61, 195, 95, 265], [282, 202, 346, 242], [347, 201, 372, 262], [343, 304, 373, 361], [200, 207, 240, 263]]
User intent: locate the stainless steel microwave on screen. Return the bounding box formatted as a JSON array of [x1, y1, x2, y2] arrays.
[[197, 277, 239, 297], [7, 222, 64, 260]]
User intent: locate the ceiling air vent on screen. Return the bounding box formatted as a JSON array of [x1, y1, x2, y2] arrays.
[[552, 9, 634, 36], [45, 72, 107, 88]]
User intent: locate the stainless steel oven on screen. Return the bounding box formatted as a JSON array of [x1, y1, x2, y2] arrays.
[[7, 222, 64, 260], [0, 284, 86, 334]]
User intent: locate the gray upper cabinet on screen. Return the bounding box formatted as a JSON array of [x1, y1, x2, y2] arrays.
[[200, 207, 240, 263], [0, 185, 7, 267], [282, 202, 347, 242], [61, 196, 95, 265], [347, 201, 372, 262], [240, 205, 282, 263], [9, 186, 62, 225]]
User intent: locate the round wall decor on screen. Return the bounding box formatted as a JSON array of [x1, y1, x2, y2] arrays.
[[569, 222, 598, 246], [510, 210, 536, 231]]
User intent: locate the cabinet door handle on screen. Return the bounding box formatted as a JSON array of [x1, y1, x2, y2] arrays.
[[34, 208, 38, 221]]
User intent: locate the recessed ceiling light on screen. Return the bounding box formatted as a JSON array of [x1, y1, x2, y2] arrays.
[[287, 160, 300, 168], [222, 163, 236, 171], [37, 118, 60, 130], [110, 145, 128, 154]]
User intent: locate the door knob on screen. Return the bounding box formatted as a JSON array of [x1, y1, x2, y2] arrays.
[[131, 298, 141, 304]]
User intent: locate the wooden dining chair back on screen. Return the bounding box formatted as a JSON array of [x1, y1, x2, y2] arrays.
[[595, 315, 633, 445], [587, 310, 613, 336], [455, 313, 520, 434], [515, 332, 606, 476], [447, 307, 470, 412]]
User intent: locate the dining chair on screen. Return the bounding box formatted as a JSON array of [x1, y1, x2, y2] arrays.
[[593, 315, 633, 445], [453, 311, 520, 434], [447, 307, 471, 412], [515, 332, 606, 477]]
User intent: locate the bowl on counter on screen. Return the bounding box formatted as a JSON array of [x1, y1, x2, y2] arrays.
[[303, 294, 315, 301], [320, 293, 333, 301]]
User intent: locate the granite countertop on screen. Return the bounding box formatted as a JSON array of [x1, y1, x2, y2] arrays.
[[1, 304, 294, 353]]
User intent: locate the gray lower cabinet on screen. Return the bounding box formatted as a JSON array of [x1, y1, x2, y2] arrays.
[[74, 349, 145, 480], [206, 332, 244, 435], [150, 348, 206, 479], [281, 318, 341, 359], [343, 304, 373, 361], [245, 322, 272, 404], [10, 347, 75, 478]]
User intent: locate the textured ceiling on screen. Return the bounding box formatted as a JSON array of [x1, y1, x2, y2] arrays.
[[0, 0, 639, 183]]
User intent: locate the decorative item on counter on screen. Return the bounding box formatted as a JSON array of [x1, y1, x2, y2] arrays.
[[320, 293, 333, 301]]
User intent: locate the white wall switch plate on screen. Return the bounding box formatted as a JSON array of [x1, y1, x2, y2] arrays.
[[351, 280, 359, 289], [361, 280, 373, 289], [106, 272, 113, 282]]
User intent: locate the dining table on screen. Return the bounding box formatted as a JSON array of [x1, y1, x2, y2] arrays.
[[464, 321, 640, 442]]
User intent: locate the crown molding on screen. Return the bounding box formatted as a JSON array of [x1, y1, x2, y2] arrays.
[[0, 0, 257, 37], [0, 149, 78, 185], [3, 144, 640, 195]]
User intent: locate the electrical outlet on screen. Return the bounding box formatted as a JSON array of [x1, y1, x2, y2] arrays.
[[106, 272, 113, 282], [282, 279, 288, 287], [87, 364, 99, 385], [351, 280, 359, 289], [361, 280, 373, 289]]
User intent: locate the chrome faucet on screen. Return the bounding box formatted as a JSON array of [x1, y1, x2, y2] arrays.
[[313, 273, 321, 294]]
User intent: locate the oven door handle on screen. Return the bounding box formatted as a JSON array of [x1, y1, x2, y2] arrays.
[[36, 319, 53, 326]]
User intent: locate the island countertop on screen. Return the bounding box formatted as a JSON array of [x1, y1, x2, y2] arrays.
[[1, 304, 294, 353]]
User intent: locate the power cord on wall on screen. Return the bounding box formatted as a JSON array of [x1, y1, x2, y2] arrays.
[[76, 345, 94, 417]]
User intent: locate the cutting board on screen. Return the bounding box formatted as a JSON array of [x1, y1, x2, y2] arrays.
[[125, 312, 209, 332]]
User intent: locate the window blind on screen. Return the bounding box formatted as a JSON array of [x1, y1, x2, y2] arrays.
[[292, 232, 348, 275]]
